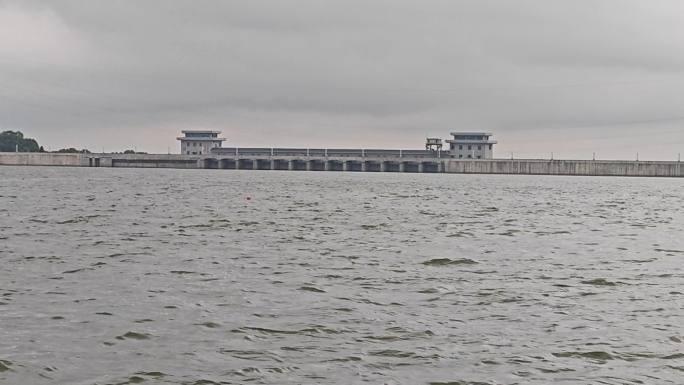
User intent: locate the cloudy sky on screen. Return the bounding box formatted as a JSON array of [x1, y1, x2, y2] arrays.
[[1, 0, 683, 159]]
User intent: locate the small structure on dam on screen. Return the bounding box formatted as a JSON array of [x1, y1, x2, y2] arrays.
[[446, 132, 497, 159], [425, 137, 443, 151], [177, 130, 226, 155]]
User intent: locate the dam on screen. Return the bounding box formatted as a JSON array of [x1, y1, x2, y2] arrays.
[[1, 150, 683, 177], [1, 131, 682, 177]]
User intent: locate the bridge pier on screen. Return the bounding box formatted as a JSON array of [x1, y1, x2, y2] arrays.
[[418, 163, 424, 173], [380, 162, 387, 172], [252, 159, 259, 170], [399, 162, 406, 172], [361, 162, 367, 172], [343, 161, 350, 172], [288, 160, 295, 171], [306, 160, 313, 171]]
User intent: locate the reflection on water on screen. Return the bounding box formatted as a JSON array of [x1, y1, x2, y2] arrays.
[[1, 166, 683, 384]]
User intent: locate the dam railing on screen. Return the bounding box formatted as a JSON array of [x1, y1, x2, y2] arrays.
[[213, 147, 445, 158]]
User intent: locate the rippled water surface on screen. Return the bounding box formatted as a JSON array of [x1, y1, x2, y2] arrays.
[[1, 166, 683, 385]]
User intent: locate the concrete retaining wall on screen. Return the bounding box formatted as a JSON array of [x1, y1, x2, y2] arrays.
[[0, 152, 84, 167], [103, 154, 199, 168], [446, 159, 683, 177], [110, 158, 198, 168]]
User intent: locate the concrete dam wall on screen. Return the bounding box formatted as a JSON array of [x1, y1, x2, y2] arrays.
[[0, 152, 84, 167], [1, 152, 682, 177], [104, 154, 199, 169], [0, 153, 200, 168], [446, 159, 683, 177]]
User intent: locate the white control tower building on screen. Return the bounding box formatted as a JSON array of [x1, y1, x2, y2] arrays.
[[446, 132, 497, 159], [177, 130, 226, 155]]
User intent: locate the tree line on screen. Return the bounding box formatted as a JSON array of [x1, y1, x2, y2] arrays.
[[0, 130, 145, 154]]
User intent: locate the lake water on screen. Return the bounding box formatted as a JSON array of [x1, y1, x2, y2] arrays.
[[1, 166, 683, 385]]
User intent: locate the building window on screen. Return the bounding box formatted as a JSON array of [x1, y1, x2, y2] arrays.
[[459, 154, 463, 158], [450, 144, 454, 150], [477, 155, 481, 159], [489, 144, 492, 150], [186, 151, 190, 155], [468, 145, 472, 150], [467, 154, 472, 158], [459, 145, 463, 150], [478, 145, 482, 150]]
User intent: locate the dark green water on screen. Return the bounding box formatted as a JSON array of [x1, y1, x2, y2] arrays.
[[1, 166, 682, 384]]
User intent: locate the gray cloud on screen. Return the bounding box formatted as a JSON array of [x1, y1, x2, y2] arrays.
[[1, 0, 683, 159]]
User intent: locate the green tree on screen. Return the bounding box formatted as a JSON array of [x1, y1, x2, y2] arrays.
[[21, 138, 40, 152], [0, 131, 40, 152]]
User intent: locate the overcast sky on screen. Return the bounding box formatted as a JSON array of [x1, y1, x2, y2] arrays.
[[1, 0, 684, 159]]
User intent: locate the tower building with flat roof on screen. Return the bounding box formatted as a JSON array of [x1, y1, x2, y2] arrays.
[[425, 137, 443, 152], [177, 130, 226, 155], [446, 132, 497, 159]]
